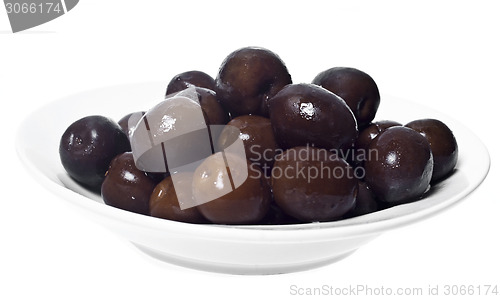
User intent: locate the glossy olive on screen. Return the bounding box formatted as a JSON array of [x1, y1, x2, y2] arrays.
[[118, 111, 145, 139], [272, 146, 358, 222], [215, 47, 292, 116], [149, 173, 207, 224], [194, 87, 229, 125], [354, 120, 402, 165], [117, 112, 169, 182], [268, 83, 358, 151], [406, 118, 458, 182], [193, 152, 271, 224], [364, 126, 433, 204], [101, 152, 156, 215], [312, 67, 380, 128], [217, 115, 278, 173], [166, 70, 216, 95], [59, 115, 131, 190]]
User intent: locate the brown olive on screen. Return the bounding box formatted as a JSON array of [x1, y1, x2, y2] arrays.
[[118, 111, 145, 139], [118, 111, 168, 182], [272, 146, 357, 222], [193, 152, 271, 224], [101, 152, 156, 215], [353, 120, 402, 166], [215, 47, 292, 116], [268, 83, 358, 151], [364, 126, 433, 204], [312, 67, 380, 128], [166, 70, 216, 95], [217, 115, 278, 173], [149, 173, 207, 224], [406, 118, 458, 182], [194, 87, 229, 125]]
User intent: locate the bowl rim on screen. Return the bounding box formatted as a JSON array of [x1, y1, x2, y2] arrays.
[[15, 81, 491, 243]]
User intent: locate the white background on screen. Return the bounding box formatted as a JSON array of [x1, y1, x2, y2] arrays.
[[1, 1, 498, 298]]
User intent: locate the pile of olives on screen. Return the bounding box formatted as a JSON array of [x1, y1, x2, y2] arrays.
[[59, 47, 458, 225]]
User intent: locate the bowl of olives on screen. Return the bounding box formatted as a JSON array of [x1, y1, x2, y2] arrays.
[[16, 47, 490, 274]]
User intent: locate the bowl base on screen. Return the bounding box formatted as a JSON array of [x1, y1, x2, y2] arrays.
[[132, 242, 356, 275]]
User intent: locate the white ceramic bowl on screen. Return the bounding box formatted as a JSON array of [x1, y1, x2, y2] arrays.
[[16, 82, 490, 275]]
